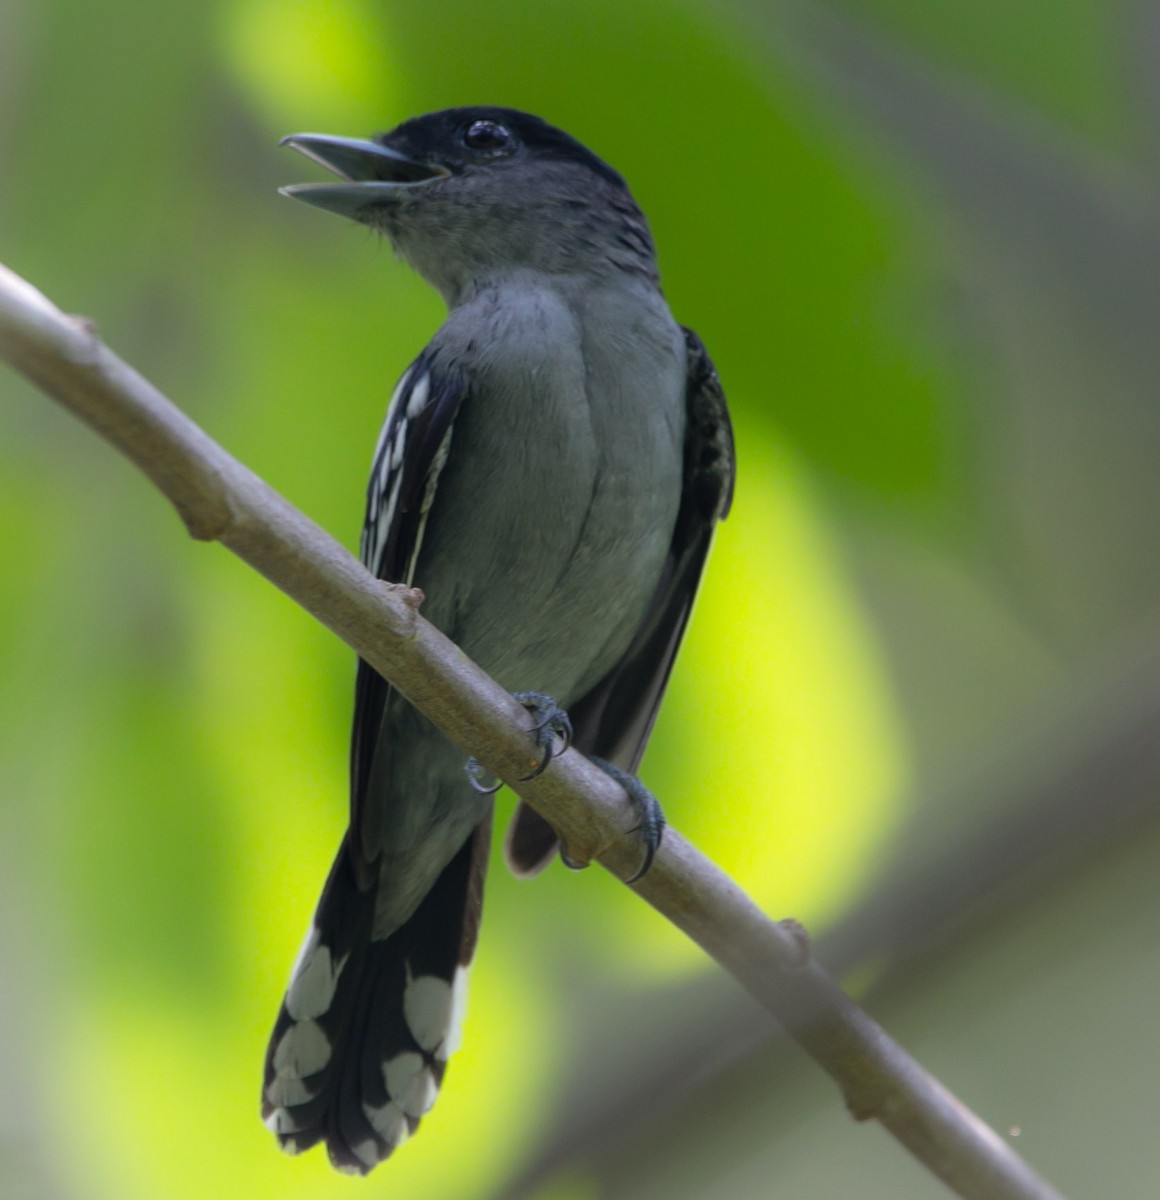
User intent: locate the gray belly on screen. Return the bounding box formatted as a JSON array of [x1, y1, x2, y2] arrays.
[[420, 352, 684, 699]]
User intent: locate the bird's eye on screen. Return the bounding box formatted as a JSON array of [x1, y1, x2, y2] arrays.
[[462, 120, 512, 154]]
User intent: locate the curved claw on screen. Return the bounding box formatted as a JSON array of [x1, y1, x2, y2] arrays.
[[464, 758, 503, 795], [589, 756, 666, 883], [461, 691, 573, 795], [512, 691, 573, 781]]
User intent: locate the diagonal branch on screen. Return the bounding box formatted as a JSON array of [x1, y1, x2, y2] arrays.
[[0, 261, 1065, 1200]]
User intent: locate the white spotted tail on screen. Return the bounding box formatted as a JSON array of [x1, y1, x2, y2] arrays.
[[261, 818, 488, 1173]]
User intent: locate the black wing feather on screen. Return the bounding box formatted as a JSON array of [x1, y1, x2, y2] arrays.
[[504, 325, 735, 874], [350, 352, 468, 875]]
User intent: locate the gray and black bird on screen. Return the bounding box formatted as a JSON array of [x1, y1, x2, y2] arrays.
[[263, 106, 734, 1174]]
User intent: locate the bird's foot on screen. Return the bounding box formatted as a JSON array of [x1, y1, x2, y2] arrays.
[[465, 691, 573, 795], [585, 758, 666, 883], [512, 691, 573, 779]]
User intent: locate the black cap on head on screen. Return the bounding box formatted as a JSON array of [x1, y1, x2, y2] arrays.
[[377, 106, 628, 191]]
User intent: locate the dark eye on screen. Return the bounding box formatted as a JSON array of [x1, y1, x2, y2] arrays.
[[462, 120, 512, 154]]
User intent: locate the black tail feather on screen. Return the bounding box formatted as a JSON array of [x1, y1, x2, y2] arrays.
[[262, 815, 491, 1173]]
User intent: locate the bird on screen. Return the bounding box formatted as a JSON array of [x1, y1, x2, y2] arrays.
[[262, 106, 735, 1174]]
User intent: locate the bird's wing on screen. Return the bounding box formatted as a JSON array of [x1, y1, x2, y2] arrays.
[[350, 351, 468, 877], [504, 325, 735, 874]]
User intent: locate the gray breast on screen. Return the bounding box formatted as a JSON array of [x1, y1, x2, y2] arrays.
[[417, 274, 686, 700]]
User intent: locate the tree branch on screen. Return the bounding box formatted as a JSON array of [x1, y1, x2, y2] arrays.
[[0, 261, 1065, 1200]]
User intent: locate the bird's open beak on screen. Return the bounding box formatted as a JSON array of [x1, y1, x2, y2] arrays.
[[279, 133, 449, 218]]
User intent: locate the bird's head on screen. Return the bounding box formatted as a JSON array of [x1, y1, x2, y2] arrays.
[[281, 106, 657, 304]]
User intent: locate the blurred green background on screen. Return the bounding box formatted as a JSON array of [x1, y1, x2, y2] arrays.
[[3, 1, 1159, 1197]]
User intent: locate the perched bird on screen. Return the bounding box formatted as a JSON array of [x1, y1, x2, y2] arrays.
[[264, 106, 734, 1174]]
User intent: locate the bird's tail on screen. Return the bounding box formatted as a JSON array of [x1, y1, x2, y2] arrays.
[[261, 816, 490, 1174]]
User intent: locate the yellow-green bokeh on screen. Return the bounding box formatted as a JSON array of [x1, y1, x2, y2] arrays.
[[0, 0, 1005, 1195]]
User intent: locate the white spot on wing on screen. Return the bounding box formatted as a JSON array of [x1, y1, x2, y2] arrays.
[[402, 967, 454, 1053], [373, 367, 412, 465], [439, 966, 470, 1060], [363, 1099, 411, 1147], [285, 943, 349, 1021], [390, 417, 408, 469], [272, 1019, 331, 1078], [383, 1051, 439, 1117], [406, 372, 430, 417]]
